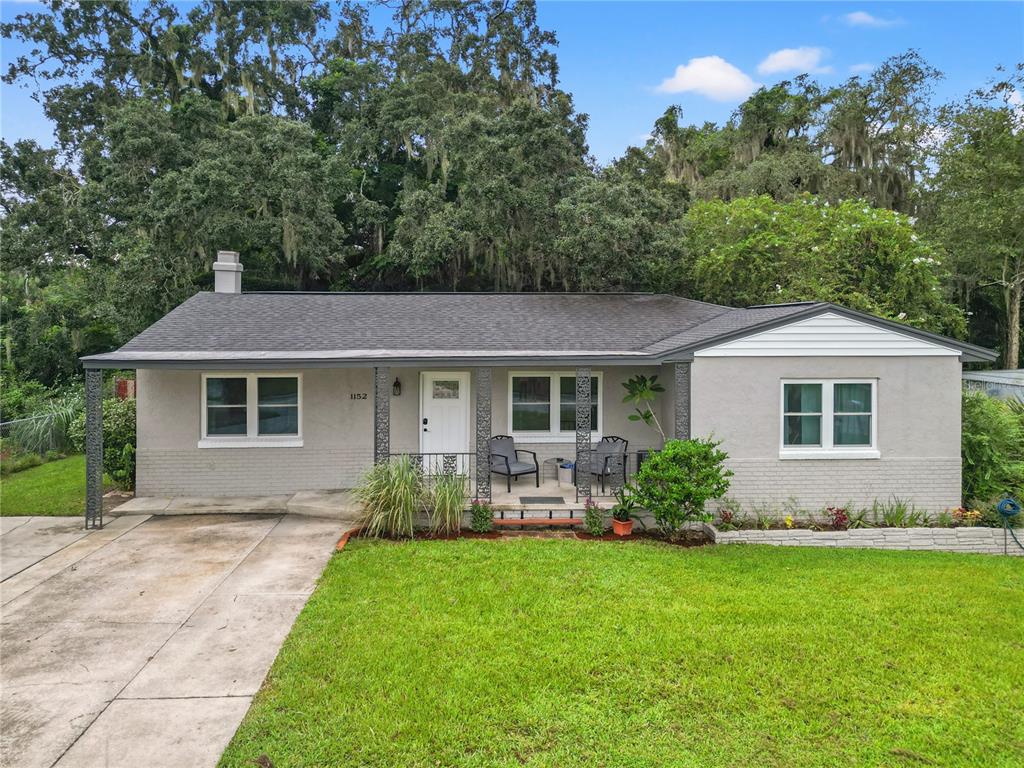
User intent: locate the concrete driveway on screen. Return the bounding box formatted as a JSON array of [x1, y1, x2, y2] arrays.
[[1, 513, 344, 768]]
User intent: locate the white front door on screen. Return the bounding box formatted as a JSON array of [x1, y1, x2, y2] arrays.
[[419, 372, 471, 463]]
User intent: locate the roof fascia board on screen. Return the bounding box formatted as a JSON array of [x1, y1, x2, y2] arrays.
[[80, 354, 663, 370]]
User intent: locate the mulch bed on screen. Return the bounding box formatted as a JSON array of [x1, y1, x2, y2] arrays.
[[340, 528, 710, 549]]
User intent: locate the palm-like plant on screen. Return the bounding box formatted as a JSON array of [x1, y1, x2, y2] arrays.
[[622, 374, 666, 441]]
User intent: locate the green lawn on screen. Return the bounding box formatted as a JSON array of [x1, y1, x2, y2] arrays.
[[1, 454, 89, 516], [221, 539, 1024, 768]]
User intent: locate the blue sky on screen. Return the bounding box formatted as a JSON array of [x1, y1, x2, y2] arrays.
[[2, 1, 1022, 164]]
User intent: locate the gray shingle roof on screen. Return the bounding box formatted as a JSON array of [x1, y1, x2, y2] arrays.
[[80, 291, 994, 366]]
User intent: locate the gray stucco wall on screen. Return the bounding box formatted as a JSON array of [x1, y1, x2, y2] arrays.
[[690, 356, 962, 515]]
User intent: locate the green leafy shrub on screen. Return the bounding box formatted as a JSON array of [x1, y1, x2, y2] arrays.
[[355, 455, 425, 538], [961, 390, 1024, 505], [430, 474, 467, 535], [469, 499, 494, 533], [583, 497, 605, 536], [631, 438, 733, 537], [68, 396, 136, 490]]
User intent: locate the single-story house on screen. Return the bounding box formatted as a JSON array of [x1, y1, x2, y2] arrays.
[[79, 250, 995, 525]]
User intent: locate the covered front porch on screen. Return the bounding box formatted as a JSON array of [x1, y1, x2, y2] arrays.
[[371, 363, 694, 514], [81, 362, 694, 528]]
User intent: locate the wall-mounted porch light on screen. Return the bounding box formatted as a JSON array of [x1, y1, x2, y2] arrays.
[[392, 378, 402, 396]]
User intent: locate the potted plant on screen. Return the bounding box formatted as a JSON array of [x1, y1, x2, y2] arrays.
[[610, 487, 641, 536]]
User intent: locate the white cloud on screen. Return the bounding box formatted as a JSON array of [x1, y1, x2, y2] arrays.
[[849, 62, 875, 74], [757, 47, 832, 75], [655, 56, 759, 101], [843, 11, 902, 28], [1007, 89, 1023, 107]]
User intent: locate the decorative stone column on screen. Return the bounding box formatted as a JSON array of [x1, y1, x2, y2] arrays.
[[474, 367, 492, 502], [84, 368, 104, 529], [373, 366, 390, 463], [674, 361, 691, 440], [575, 367, 592, 500]]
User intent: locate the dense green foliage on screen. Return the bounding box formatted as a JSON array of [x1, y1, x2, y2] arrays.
[[220, 539, 1024, 767], [1, 1, 1020, 389], [631, 438, 733, 536], [682, 196, 963, 334], [68, 396, 136, 489], [961, 391, 1024, 505]]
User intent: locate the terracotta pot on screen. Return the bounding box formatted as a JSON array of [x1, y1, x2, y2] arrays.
[[612, 518, 633, 537]]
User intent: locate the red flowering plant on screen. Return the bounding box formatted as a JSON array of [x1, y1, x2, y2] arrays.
[[826, 506, 850, 530]]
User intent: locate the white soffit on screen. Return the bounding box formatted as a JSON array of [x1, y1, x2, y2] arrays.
[[694, 312, 961, 357]]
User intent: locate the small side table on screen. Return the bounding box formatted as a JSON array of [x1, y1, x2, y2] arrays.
[[542, 456, 564, 484]]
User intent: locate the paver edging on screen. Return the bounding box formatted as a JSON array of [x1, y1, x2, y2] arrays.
[[704, 523, 1022, 556]]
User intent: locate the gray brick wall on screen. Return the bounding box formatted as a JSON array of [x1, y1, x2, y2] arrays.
[[720, 457, 961, 516], [136, 446, 371, 496]]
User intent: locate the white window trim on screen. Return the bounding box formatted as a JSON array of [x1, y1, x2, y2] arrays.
[[779, 378, 879, 460], [199, 372, 303, 448], [508, 371, 602, 443]]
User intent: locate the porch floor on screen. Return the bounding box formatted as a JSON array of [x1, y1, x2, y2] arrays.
[[490, 477, 617, 513]]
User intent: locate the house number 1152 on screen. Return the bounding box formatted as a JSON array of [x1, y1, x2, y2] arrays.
[[349, 393, 368, 400]]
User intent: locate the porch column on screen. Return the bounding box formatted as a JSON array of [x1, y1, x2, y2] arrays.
[[673, 361, 691, 440], [84, 368, 104, 529], [575, 366, 592, 500], [474, 367, 492, 502], [373, 366, 390, 463]]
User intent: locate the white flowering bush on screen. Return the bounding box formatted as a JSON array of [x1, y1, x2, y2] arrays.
[[684, 195, 964, 336]]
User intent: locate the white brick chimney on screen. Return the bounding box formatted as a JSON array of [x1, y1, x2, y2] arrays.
[[213, 250, 243, 294]]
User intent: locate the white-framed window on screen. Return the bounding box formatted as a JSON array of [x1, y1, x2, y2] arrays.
[[780, 379, 878, 459], [199, 373, 302, 448], [508, 371, 601, 441]]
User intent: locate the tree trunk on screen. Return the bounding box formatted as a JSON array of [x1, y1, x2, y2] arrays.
[[1007, 278, 1021, 370]]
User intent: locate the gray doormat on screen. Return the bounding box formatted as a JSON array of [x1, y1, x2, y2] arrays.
[[519, 496, 565, 504]]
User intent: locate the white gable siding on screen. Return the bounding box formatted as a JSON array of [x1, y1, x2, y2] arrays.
[[694, 312, 960, 357]]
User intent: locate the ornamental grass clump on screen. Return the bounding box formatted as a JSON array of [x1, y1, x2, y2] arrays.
[[632, 438, 732, 538], [356, 455, 425, 538], [430, 474, 467, 535]]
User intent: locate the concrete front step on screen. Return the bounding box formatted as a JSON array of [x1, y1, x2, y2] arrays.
[[117, 490, 362, 522]]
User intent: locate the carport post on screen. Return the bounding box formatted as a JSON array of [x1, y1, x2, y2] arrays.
[[84, 367, 104, 529]]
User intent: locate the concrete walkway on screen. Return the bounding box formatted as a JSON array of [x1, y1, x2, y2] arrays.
[[1, 513, 346, 768], [116, 489, 361, 519]]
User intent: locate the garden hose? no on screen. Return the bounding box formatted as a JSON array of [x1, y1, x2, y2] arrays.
[[997, 498, 1023, 555]]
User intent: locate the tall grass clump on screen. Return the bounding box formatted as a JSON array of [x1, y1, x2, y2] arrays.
[[8, 392, 83, 455], [355, 456, 425, 538], [430, 473, 467, 535]]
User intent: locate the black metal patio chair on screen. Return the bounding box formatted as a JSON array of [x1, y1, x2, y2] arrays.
[[489, 435, 539, 493], [591, 435, 628, 494]]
